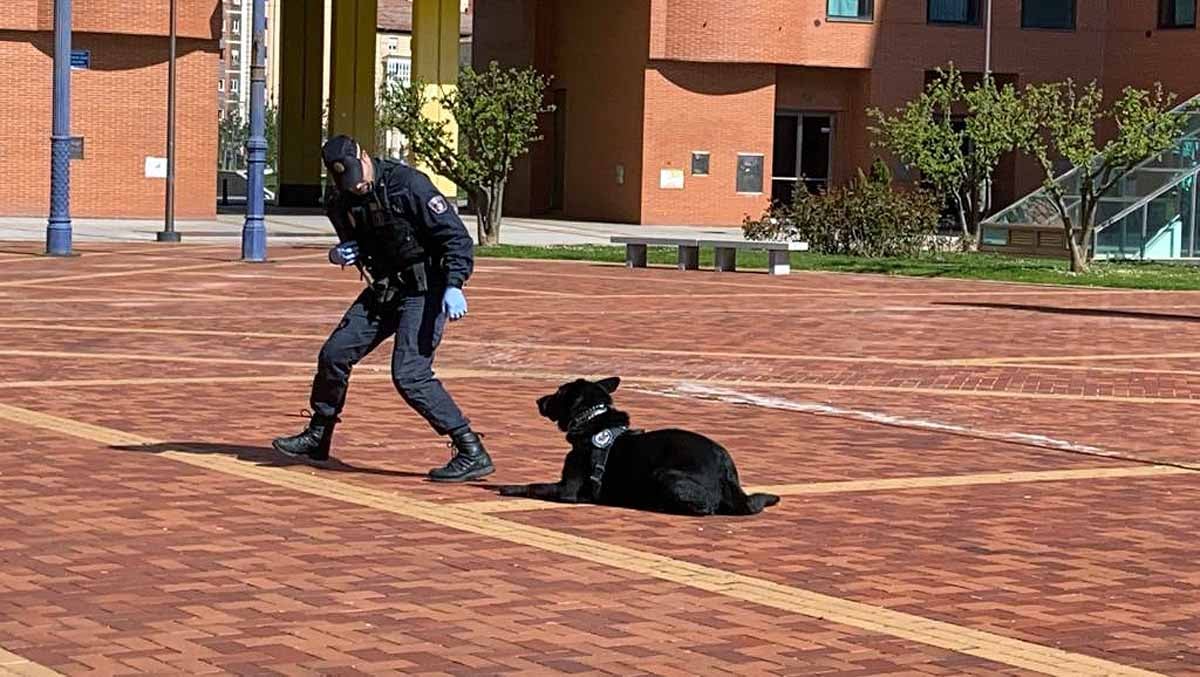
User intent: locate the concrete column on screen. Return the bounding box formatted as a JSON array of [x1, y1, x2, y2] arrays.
[[276, 0, 325, 206], [411, 0, 461, 196], [329, 0, 377, 152]]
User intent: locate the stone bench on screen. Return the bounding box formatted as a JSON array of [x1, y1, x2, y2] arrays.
[[611, 236, 808, 275], [700, 239, 809, 275], [611, 236, 701, 270]]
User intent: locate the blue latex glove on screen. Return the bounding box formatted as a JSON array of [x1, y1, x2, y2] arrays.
[[329, 241, 359, 266], [442, 286, 468, 321]]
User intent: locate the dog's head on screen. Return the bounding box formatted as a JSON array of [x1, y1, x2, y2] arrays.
[[537, 377, 621, 431]]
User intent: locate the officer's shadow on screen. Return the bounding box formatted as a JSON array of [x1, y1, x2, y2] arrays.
[[108, 442, 429, 478]]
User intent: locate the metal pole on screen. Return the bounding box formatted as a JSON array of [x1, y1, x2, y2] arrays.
[[46, 0, 73, 256], [984, 0, 992, 77], [241, 0, 268, 261], [157, 0, 181, 242], [982, 0, 994, 214]]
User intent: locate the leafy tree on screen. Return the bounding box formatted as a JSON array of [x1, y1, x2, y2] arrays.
[[264, 103, 279, 171], [379, 62, 553, 245], [218, 109, 247, 170], [869, 65, 1024, 249], [1016, 80, 1186, 272]]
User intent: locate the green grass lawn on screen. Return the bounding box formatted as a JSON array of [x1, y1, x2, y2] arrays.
[[475, 244, 1200, 291]]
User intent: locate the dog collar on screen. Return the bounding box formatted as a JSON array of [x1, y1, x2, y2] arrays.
[[566, 404, 609, 436]]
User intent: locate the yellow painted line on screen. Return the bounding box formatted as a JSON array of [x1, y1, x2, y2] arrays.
[[0, 243, 231, 267], [174, 271, 578, 297], [0, 296, 362, 305], [436, 267, 863, 294], [0, 375, 352, 389], [0, 646, 60, 677], [0, 314, 335, 323], [0, 349, 319, 369], [3, 352, 1199, 406], [953, 352, 1200, 366], [12, 323, 1200, 386], [461, 465, 1194, 513], [0, 252, 323, 288], [0, 323, 949, 366], [0, 402, 1165, 677], [31, 284, 236, 300], [0, 323, 324, 342]]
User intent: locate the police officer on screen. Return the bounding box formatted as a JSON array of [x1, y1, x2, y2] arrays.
[[272, 134, 493, 483]]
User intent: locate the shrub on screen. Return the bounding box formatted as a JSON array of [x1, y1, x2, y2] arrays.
[[743, 162, 940, 258]]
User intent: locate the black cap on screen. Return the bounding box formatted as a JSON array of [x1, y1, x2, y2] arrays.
[[322, 135, 364, 193]]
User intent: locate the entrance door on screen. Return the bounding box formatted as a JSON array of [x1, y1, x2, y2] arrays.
[[771, 113, 833, 204]]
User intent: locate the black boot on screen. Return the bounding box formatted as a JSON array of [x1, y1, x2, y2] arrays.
[[272, 415, 335, 463], [428, 430, 494, 482]]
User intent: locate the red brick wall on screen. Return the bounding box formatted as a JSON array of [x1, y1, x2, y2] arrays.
[[7, 1, 40, 31], [641, 62, 775, 225], [477, 0, 1200, 226], [550, 0, 649, 223], [1104, 2, 1200, 102], [0, 31, 219, 218], [471, 0, 539, 216], [658, 0, 877, 68], [72, 0, 222, 39]]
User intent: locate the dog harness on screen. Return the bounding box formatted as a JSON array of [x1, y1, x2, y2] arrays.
[[586, 424, 629, 497], [566, 405, 633, 497]]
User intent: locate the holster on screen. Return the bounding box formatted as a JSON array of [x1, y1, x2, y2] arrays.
[[366, 261, 429, 304]]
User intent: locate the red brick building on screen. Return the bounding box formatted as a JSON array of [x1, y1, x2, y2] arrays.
[[476, 0, 1200, 226], [1, 1, 221, 219]]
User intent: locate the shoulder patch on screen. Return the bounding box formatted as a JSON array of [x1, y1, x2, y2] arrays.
[[428, 195, 449, 215]]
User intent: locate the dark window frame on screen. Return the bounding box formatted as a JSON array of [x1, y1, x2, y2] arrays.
[[827, 0, 874, 22], [928, 0, 981, 26], [1159, 0, 1198, 28], [1021, 0, 1077, 30]]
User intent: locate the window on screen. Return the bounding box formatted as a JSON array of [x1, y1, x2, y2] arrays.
[[1021, 0, 1075, 29], [385, 57, 412, 86], [231, 79, 240, 94], [827, 0, 872, 21], [231, 48, 240, 68], [218, 79, 224, 92], [232, 16, 241, 34], [388, 37, 399, 52], [736, 154, 764, 194], [929, 0, 979, 25], [691, 152, 710, 176], [1160, 0, 1197, 27]]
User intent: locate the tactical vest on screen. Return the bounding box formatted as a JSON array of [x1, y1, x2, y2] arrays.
[[347, 168, 428, 287]]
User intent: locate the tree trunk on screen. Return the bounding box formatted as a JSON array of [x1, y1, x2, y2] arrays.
[[1063, 217, 1089, 273], [472, 181, 506, 247], [953, 192, 974, 251]]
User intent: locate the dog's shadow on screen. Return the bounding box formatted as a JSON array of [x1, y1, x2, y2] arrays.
[[109, 441, 429, 478]]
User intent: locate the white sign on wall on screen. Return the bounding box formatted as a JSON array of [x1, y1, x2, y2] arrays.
[[145, 157, 167, 179], [660, 168, 684, 190]]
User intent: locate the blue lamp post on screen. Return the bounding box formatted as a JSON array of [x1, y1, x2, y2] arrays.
[[46, 0, 73, 256], [241, 0, 268, 262]]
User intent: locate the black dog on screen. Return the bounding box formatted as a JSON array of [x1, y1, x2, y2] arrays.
[[497, 377, 779, 516]]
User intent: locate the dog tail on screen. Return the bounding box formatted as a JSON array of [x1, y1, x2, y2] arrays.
[[721, 476, 780, 515]]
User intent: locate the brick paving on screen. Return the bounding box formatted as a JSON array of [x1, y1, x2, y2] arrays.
[[3, 242, 1200, 675]]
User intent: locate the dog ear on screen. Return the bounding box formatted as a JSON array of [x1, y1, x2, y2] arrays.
[[596, 376, 621, 393]]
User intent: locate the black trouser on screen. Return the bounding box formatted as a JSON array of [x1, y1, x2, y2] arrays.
[[308, 286, 470, 436]]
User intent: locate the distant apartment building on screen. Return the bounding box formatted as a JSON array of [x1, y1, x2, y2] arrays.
[[376, 0, 474, 157]]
